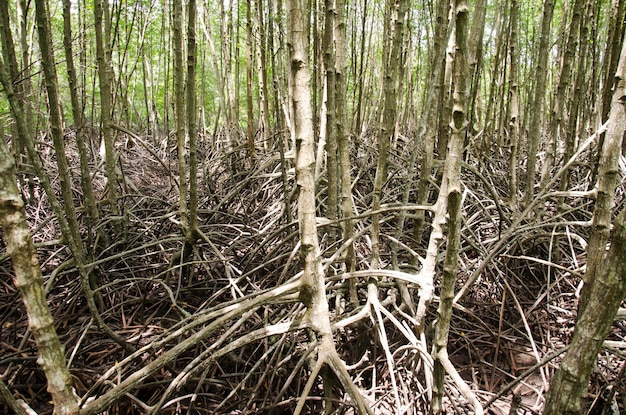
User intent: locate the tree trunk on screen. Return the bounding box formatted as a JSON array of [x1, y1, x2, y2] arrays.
[[34, 0, 133, 355], [62, 0, 101, 250], [371, 0, 408, 269], [0, 1, 30, 168], [523, 0, 554, 206], [94, 0, 121, 228], [35, 0, 89, 291], [543, 41, 626, 410], [199, 12, 229, 148], [353, 0, 369, 136], [540, 0, 584, 185], [508, 0, 520, 203], [255, 0, 271, 145], [598, 0, 625, 164], [221, 0, 238, 148], [544, 210, 626, 414], [482, 0, 507, 148], [411, 0, 450, 267], [335, 0, 357, 306], [187, 0, 199, 238], [431, 2, 483, 414], [172, 0, 194, 281], [467, 0, 487, 140], [0, 132, 79, 415], [286, 0, 370, 412], [322, 0, 338, 240], [579, 34, 626, 314], [246, 0, 256, 159]]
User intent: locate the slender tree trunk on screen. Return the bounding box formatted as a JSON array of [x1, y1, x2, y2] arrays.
[[0, 2, 21, 95], [161, 2, 171, 132], [432, 2, 483, 414], [94, 0, 121, 228], [540, 0, 584, 185], [602, 0, 626, 126], [35, 0, 86, 284], [482, 0, 507, 148], [113, 3, 137, 125], [286, 1, 370, 412], [312, 0, 321, 142], [523, 0, 554, 206], [544, 41, 626, 411], [33, 0, 133, 355], [562, 0, 590, 174], [467, 0, 487, 139], [552, 0, 592, 263], [199, 13, 229, 148], [173, 0, 187, 227], [288, 0, 326, 320], [187, 0, 198, 238], [508, 0, 520, 203], [246, 0, 256, 159], [172, 0, 194, 281], [221, 0, 238, 148], [17, 0, 33, 149], [0, 1, 26, 163], [268, 0, 293, 227], [0, 132, 79, 415], [62, 0, 101, 251], [541, 0, 584, 263], [335, 0, 357, 306], [353, 0, 368, 136], [411, 0, 450, 267], [371, 0, 408, 269], [545, 210, 626, 414], [436, 25, 456, 159], [323, 0, 338, 240], [579, 35, 626, 314], [598, 0, 625, 163], [256, 0, 271, 144]]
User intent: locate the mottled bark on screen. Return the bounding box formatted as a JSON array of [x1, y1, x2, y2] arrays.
[[287, 0, 370, 412], [0, 132, 78, 415], [540, 0, 584, 184], [467, 0, 487, 139], [173, 0, 188, 231], [580, 36, 626, 313], [410, 0, 450, 267], [432, 2, 483, 413], [62, 0, 101, 249], [544, 33, 626, 415], [0, 1, 27, 162], [545, 185, 626, 413], [353, 0, 368, 136], [601, 0, 626, 126], [35, 0, 132, 354], [524, 0, 554, 206], [255, 0, 271, 143], [335, 0, 357, 305], [187, 0, 199, 237], [323, 0, 338, 240], [246, 0, 256, 158], [94, 0, 120, 226], [508, 0, 520, 203], [287, 0, 328, 334], [371, 0, 408, 269]]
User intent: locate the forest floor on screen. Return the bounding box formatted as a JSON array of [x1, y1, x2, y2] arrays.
[[1, 128, 626, 414]]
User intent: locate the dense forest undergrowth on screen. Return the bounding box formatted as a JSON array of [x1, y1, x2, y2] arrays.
[[2, 124, 625, 414], [2, 0, 626, 414]]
